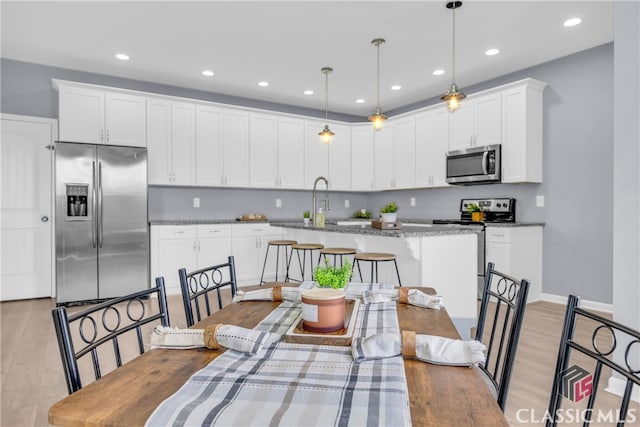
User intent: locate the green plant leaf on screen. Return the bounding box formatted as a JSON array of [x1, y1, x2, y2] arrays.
[[313, 259, 352, 289]]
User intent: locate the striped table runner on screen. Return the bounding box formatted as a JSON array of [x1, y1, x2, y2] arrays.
[[146, 283, 411, 427]]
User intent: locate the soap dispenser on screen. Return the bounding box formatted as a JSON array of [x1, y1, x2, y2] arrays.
[[314, 207, 325, 228]]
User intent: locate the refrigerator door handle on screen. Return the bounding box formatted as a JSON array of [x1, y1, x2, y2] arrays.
[[92, 161, 97, 248], [98, 161, 104, 248]]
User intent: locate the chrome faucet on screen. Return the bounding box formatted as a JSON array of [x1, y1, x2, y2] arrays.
[[312, 176, 330, 224]]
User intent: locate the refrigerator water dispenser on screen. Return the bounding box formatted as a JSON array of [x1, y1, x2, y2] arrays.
[[66, 184, 88, 218]]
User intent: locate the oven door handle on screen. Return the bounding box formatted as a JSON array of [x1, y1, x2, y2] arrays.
[[481, 151, 489, 175]]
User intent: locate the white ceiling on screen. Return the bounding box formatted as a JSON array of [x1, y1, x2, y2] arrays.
[[1, 1, 614, 117]]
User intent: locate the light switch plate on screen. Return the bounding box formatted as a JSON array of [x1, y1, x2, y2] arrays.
[[344, 199, 350, 208], [275, 198, 282, 208], [193, 197, 200, 208], [410, 197, 416, 207], [536, 195, 544, 207]]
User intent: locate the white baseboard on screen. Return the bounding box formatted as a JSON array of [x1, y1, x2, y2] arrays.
[[607, 376, 640, 403], [539, 293, 613, 313]]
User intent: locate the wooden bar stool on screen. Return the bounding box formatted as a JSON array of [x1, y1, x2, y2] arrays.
[[287, 243, 324, 282], [317, 247, 357, 267], [352, 252, 402, 286], [259, 240, 297, 285]]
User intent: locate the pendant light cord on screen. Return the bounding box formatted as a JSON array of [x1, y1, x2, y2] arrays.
[[452, 3, 457, 85], [376, 42, 381, 110], [324, 70, 329, 121]]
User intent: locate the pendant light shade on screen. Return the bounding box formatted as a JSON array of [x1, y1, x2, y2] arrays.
[[318, 67, 334, 144], [368, 38, 388, 131], [441, 1, 466, 113]]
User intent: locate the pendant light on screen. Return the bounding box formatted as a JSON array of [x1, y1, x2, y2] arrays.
[[318, 67, 335, 144], [441, 1, 466, 113], [368, 38, 388, 131]]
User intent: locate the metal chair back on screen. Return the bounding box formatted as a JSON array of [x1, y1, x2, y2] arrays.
[[475, 262, 530, 410], [179, 255, 238, 327], [52, 280, 170, 394]]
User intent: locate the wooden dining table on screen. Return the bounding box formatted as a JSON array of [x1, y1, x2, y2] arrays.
[[48, 285, 509, 427]]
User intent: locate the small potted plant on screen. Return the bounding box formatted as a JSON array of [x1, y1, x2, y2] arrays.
[[467, 203, 485, 222], [380, 201, 398, 223], [352, 209, 371, 219], [303, 210, 311, 225], [313, 259, 352, 289]]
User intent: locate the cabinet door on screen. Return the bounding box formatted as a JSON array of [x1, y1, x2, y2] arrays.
[[304, 120, 329, 187], [249, 113, 278, 187], [171, 102, 196, 186], [415, 112, 433, 187], [474, 93, 501, 147], [223, 110, 249, 186], [449, 102, 474, 150], [485, 241, 511, 275], [59, 86, 104, 144], [105, 93, 146, 147], [351, 125, 374, 191], [393, 117, 416, 189], [328, 124, 351, 191], [146, 99, 172, 185], [373, 123, 394, 190], [431, 108, 451, 187], [157, 238, 196, 293], [277, 117, 305, 189], [231, 235, 259, 284], [195, 105, 224, 186], [197, 236, 232, 270]]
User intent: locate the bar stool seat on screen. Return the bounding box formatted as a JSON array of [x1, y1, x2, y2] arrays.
[[352, 252, 402, 286], [318, 247, 357, 267], [288, 243, 324, 282], [259, 240, 297, 285]]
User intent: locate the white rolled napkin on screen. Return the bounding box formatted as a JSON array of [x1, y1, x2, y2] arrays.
[[150, 325, 281, 355], [352, 331, 486, 367], [232, 286, 301, 303], [361, 288, 444, 309]]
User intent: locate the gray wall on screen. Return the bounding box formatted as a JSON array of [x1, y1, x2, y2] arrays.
[[1, 43, 615, 304]]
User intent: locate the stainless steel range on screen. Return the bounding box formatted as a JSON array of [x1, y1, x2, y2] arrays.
[[434, 198, 516, 297]]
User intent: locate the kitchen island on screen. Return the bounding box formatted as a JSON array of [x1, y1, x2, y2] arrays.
[[271, 220, 479, 337]]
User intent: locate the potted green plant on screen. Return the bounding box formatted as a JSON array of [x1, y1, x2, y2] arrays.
[[314, 259, 352, 289], [466, 203, 485, 222], [352, 209, 371, 219], [380, 201, 398, 223], [303, 210, 311, 225]]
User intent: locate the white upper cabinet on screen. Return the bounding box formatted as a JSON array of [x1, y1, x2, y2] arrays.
[[328, 124, 351, 191], [222, 110, 250, 187], [501, 79, 546, 183], [277, 117, 305, 189], [249, 113, 278, 188], [373, 123, 395, 190], [393, 117, 416, 189], [351, 125, 375, 191], [147, 99, 195, 185], [195, 105, 223, 186], [415, 106, 450, 187], [449, 92, 501, 150], [57, 82, 146, 147], [304, 120, 329, 188]]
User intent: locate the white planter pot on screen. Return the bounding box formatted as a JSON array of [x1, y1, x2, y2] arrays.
[[380, 212, 397, 223]]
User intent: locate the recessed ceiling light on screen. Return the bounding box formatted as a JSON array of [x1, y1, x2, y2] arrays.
[[202, 70, 214, 77], [391, 85, 402, 91], [433, 69, 445, 76], [115, 53, 130, 61], [258, 81, 269, 87], [485, 48, 500, 56], [303, 90, 314, 95], [564, 17, 582, 27], [355, 99, 365, 104]]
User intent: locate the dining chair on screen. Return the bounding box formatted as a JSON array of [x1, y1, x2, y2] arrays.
[[545, 294, 640, 426], [51, 280, 170, 394], [475, 262, 530, 411], [179, 255, 238, 327]]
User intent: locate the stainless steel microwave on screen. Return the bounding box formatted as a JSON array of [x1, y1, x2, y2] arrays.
[[446, 144, 501, 185]]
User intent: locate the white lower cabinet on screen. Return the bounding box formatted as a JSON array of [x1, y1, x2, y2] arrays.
[[485, 226, 542, 303], [231, 224, 283, 286], [150, 224, 232, 294]]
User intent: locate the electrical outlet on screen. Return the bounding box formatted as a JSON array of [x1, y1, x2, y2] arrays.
[[410, 197, 416, 207], [344, 199, 350, 208], [193, 197, 200, 208], [536, 195, 545, 207], [275, 198, 282, 208]]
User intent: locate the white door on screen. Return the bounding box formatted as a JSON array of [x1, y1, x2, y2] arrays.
[[1, 115, 56, 300]]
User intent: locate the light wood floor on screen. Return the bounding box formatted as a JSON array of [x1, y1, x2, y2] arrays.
[[1, 296, 637, 426]]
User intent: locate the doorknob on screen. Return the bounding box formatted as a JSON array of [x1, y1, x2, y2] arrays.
[[41, 216, 49, 222]]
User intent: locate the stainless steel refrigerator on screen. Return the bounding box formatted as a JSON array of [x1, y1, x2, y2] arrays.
[[55, 142, 148, 304]]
